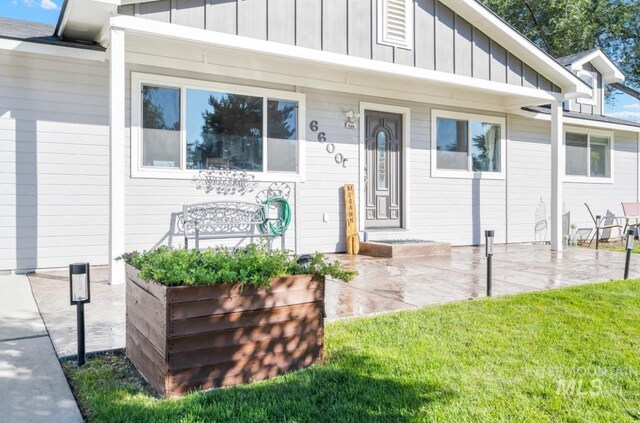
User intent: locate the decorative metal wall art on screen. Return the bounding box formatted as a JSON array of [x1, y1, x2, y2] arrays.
[[192, 169, 258, 196]]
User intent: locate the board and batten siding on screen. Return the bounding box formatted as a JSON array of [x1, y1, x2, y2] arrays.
[[118, 0, 561, 93], [0, 50, 110, 271]]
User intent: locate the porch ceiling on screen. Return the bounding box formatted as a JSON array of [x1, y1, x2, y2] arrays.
[[118, 20, 558, 113]]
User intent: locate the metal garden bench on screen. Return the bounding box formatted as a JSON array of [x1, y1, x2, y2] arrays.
[[182, 201, 285, 250]]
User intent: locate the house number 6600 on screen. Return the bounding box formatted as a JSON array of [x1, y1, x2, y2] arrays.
[[309, 120, 348, 167]]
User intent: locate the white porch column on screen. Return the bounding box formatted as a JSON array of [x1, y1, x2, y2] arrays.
[[109, 28, 125, 285], [550, 101, 564, 251]]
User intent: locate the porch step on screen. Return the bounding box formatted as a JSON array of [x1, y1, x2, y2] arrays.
[[359, 240, 451, 258]]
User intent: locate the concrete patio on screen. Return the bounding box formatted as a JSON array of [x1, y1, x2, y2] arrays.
[[28, 244, 638, 357]]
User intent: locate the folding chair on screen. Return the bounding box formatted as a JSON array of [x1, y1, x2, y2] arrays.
[[584, 203, 623, 249]]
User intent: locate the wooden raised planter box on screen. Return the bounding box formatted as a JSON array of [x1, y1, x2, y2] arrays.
[[125, 263, 324, 397]]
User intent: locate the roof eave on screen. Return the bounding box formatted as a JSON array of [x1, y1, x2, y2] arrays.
[[568, 49, 625, 85]]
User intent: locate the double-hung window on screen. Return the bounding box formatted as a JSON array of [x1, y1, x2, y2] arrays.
[[565, 129, 613, 181], [132, 73, 305, 180], [431, 110, 505, 178]]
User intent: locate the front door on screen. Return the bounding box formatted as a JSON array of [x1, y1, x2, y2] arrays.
[[365, 111, 401, 228]]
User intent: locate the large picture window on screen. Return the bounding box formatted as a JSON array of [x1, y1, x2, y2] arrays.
[[431, 110, 505, 178], [565, 130, 612, 180], [132, 74, 305, 179]]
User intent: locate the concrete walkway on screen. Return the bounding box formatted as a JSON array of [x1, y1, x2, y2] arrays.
[[0, 275, 82, 423], [29, 244, 640, 357]]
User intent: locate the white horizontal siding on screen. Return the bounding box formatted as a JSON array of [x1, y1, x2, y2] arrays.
[[506, 114, 552, 243], [0, 49, 109, 271]]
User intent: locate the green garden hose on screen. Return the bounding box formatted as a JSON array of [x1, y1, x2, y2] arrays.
[[259, 196, 291, 236]]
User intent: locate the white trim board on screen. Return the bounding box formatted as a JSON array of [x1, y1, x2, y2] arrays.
[[514, 109, 640, 134], [0, 38, 105, 61], [111, 16, 566, 104], [358, 102, 411, 233]]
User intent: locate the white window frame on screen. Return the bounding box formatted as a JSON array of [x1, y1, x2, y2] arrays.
[[575, 70, 598, 106], [131, 72, 306, 182], [430, 109, 506, 180], [564, 126, 614, 184], [377, 0, 414, 50]]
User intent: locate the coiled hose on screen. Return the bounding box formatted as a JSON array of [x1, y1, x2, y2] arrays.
[[259, 196, 291, 236]]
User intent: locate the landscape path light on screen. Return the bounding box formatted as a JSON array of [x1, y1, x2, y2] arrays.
[[70, 263, 90, 366], [624, 229, 636, 280], [485, 230, 494, 297]]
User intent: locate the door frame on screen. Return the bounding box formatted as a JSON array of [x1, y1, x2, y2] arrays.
[[358, 102, 411, 232]]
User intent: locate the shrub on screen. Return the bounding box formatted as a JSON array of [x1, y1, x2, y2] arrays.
[[120, 243, 356, 287]]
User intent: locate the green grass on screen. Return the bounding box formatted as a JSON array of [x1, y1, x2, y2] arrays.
[[65, 280, 640, 422]]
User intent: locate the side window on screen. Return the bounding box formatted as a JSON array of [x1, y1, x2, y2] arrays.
[[432, 111, 504, 177], [565, 131, 612, 180]]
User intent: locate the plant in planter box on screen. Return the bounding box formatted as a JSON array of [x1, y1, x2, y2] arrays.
[[120, 243, 355, 397]]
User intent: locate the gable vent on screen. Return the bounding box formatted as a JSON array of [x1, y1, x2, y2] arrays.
[[378, 0, 413, 50]]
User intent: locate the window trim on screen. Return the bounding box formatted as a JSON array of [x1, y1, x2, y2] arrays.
[[564, 126, 614, 184], [575, 70, 598, 106], [430, 109, 506, 180], [377, 0, 414, 50], [131, 72, 306, 181]]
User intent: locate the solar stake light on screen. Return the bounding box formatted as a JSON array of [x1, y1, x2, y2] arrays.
[[625, 229, 636, 280], [595, 215, 602, 250], [70, 263, 90, 366], [297, 254, 312, 270], [485, 230, 495, 297]]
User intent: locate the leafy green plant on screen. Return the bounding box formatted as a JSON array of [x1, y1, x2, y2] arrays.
[[120, 243, 356, 287]]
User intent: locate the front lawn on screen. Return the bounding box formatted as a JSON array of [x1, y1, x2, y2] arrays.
[[65, 280, 640, 422]]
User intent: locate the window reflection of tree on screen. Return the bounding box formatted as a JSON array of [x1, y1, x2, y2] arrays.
[[143, 86, 179, 130], [187, 94, 296, 171], [472, 124, 500, 172]]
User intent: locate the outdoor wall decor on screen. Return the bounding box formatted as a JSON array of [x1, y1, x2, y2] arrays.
[[309, 120, 349, 167], [192, 169, 258, 195], [344, 110, 360, 130]]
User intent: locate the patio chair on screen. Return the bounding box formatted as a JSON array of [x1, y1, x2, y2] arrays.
[[584, 203, 623, 248], [621, 202, 640, 236], [534, 197, 548, 244]]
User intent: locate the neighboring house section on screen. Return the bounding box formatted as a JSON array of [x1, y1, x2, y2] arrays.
[[0, 0, 638, 281]]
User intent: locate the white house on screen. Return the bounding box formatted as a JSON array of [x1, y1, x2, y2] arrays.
[[1, 0, 639, 284]]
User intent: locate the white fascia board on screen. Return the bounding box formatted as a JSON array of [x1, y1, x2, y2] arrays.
[[59, 0, 120, 42], [514, 109, 640, 134], [110, 15, 560, 103], [0, 38, 105, 61], [439, 0, 591, 97], [121, 0, 157, 4], [569, 50, 625, 84]]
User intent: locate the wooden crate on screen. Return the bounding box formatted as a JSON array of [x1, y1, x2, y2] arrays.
[[125, 264, 324, 397]]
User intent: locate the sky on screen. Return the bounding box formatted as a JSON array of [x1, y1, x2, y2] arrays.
[[1, 0, 61, 25], [0, 0, 638, 122]]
